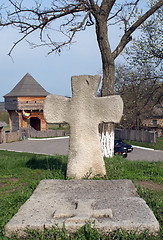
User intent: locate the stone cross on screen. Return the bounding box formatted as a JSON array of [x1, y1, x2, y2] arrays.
[[53, 199, 113, 225], [43, 75, 123, 179]]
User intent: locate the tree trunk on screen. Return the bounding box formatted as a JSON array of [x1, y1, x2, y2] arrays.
[[95, 16, 115, 157]]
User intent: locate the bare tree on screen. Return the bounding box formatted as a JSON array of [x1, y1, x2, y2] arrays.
[[0, 0, 163, 156], [115, 63, 163, 130], [125, 0, 163, 70]]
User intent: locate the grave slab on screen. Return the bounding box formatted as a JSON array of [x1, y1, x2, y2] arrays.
[[5, 180, 159, 237]]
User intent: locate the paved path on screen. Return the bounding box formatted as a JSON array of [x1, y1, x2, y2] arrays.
[[127, 146, 163, 162], [0, 137, 162, 161], [0, 137, 69, 156]]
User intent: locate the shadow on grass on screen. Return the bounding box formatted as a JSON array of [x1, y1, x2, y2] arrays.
[[26, 155, 67, 176]]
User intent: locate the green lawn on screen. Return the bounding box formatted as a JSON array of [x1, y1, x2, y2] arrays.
[[125, 137, 163, 151], [0, 151, 162, 239]]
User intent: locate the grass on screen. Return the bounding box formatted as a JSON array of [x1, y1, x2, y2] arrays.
[[125, 137, 163, 151], [0, 151, 162, 239], [48, 123, 70, 131], [3, 125, 10, 132], [104, 155, 163, 183], [0, 111, 10, 131]]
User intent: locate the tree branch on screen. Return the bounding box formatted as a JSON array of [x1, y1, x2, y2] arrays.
[[47, 30, 76, 55], [0, 1, 89, 55], [125, 0, 140, 29], [112, 0, 163, 59], [88, 0, 98, 12], [140, 85, 162, 112], [69, 11, 90, 31], [100, 0, 116, 18], [107, 6, 123, 21], [8, 24, 42, 56]]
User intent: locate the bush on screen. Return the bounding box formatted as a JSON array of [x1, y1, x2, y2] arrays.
[[0, 112, 9, 124]]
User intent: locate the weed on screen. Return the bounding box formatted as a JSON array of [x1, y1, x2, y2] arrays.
[[0, 151, 162, 239], [105, 155, 163, 183]]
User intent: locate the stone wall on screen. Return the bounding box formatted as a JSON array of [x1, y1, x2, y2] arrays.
[[5, 131, 20, 143]]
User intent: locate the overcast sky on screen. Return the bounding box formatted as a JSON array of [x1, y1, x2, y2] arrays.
[[0, 0, 148, 102]]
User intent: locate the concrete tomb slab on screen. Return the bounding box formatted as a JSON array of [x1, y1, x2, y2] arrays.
[[5, 180, 159, 237], [43, 75, 123, 179]]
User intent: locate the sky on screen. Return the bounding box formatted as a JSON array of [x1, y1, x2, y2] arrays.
[[0, 0, 149, 102]]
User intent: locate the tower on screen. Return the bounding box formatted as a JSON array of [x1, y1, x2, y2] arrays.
[[4, 73, 49, 132]]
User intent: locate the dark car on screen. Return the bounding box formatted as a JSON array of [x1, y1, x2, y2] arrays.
[[114, 146, 127, 158], [114, 140, 133, 152]]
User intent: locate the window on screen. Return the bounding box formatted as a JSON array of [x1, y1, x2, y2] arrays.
[[153, 120, 157, 126]]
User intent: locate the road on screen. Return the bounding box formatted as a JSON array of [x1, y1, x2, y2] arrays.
[[127, 146, 163, 162], [0, 137, 162, 162], [0, 137, 69, 156]]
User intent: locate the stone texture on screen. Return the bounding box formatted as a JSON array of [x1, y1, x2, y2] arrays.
[[43, 75, 123, 179], [5, 180, 159, 237]]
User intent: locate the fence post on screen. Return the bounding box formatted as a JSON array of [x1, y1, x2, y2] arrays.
[[3, 130, 6, 143]]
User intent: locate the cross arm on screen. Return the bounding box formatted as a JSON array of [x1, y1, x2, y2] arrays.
[[43, 94, 70, 124], [95, 95, 123, 124]]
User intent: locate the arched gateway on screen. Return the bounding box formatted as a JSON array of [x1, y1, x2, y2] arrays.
[[4, 73, 49, 132]]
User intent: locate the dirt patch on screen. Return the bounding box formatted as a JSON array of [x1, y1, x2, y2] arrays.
[[0, 177, 18, 181], [136, 181, 163, 191], [9, 177, 18, 182], [0, 182, 7, 188], [3, 188, 18, 193], [0, 177, 19, 190], [0, 178, 8, 188]]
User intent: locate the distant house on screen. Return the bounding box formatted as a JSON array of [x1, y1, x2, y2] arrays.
[[4, 73, 49, 132], [0, 121, 7, 143], [142, 96, 163, 137]]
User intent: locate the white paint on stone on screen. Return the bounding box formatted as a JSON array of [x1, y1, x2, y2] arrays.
[[43, 75, 123, 179], [101, 127, 114, 158]]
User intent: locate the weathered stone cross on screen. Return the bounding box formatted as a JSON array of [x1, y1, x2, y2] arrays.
[[43, 75, 123, 179]]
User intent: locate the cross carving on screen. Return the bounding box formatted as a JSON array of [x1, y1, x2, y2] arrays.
[[43, 75, 123, 179], [53, 199, 113, 224]]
